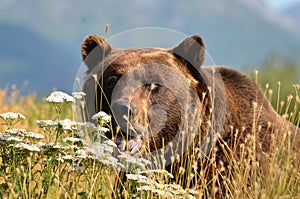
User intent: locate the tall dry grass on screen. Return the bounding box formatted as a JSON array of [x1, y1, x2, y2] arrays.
[[0, 88, 72, 133], [0, 79, 299, 198]]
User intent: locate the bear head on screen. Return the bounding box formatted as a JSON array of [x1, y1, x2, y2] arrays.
[[81, 34, 214, 159]]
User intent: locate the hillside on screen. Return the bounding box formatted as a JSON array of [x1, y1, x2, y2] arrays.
[[0, 0, 299, 95], [0, 24, 77, 95]]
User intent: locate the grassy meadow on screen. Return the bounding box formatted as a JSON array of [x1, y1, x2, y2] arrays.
[[0, 67, 299, 198]]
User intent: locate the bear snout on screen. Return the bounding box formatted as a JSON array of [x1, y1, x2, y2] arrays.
[[111, 99, 134, 129]]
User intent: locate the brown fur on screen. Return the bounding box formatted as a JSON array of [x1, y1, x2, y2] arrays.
[[81, 34, 300, 197]]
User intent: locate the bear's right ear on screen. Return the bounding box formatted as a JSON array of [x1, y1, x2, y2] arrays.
[[81, 34, 112, 72]]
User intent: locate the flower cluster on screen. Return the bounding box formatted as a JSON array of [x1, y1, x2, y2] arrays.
[[127, 171, 197, 199], [0, 112, 26, 128], [91, 111, 111, 127], [0, 91, 158, 174], [0, 112, 25, 120], [0, 128, 45, 152], [1, 90, 195, 198], [72, 91, 86, 100], [45, 91, 74, 103], [15, 143, 40, 152]]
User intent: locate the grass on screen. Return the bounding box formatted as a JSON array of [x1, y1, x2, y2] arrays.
[[0, 78, 299, 198]]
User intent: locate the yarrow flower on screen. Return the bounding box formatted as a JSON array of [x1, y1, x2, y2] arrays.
[[118, 153, 152, 170], [23, 131, 45, 139], [72, 91, 86, 100], [15, 143, 41, 152], [99, 126, 110, 133], [56, 155, 77, 163], [91, 111, 111, 123], [0, 134, 23, 142], [5, 128, 26, 135], [75, 149, 89, 159], [126, 174, 149, 181], [46, 91, 74, 103], [5, 129, 44, 140], [62, 155, 73, 160], [59, 119, 77, 131], [127, 172, 197, 199], [76, 122, 97, 128], [139, 170, 174, 179], [0, 112, 25, 120], [103, 139, 117, 148], [36, 120, 59, 129], [63, 137, 83, 144]]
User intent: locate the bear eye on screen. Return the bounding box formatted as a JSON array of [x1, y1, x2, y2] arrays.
[[145, 82, 160, 94], [107, 76, 119, 88]]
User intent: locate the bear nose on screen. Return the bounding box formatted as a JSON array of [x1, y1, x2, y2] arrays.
[[111, 100, 136, 130]]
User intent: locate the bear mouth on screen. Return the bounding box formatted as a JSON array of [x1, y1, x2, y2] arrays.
[[115, 134, 143, 155]]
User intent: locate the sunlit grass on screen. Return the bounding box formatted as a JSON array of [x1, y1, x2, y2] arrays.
[[0, 77, 299, 198]]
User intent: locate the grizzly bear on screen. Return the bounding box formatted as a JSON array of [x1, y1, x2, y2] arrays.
[[81, 34, 300, 197]]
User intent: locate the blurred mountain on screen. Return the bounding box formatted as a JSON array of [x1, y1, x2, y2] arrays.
[[0, 24, 77, 95], [0, 0, 299, 95]]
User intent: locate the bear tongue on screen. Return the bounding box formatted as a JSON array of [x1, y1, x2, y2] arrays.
[[127, 135, 142, 155], [116, 135, 142, 155]]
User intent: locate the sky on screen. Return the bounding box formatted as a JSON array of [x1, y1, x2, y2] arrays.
[[264, 0, 300, 10]]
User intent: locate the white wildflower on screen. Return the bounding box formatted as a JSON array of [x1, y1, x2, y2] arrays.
[[59, 119, 76, 131], [126, 174, 149, 181], [0, 134, 23, 142], [134, 179, 196, 199], [76, 122, 97, 128], [72, 91, 86, 100], [99, 156, 121, 168], [140, 158, 152, 166], [89, 142, 114, 155], [46, 91, 74, 103], [36, 120, 58, 128], [88, 143, 104, 155], [75, 122, 97, 134], [137, 186, 173, 198], [88, 143, 124, 168], [53, 145, 62, 149], [5, 129, 18, 135], [62, 155, 74, 160], [99, 126, 110, 133], [76, 149, 88, 158], [36, 142, 55, 149], [103, 144, 114, 153], [103, 139, 117, 147], [0, 112, 25, 120], [118, 153, 151, 168], [23, 131, 45, 139], [5, 128, 25, 135], [137, 185, 152, 191], [139, 169, 174, 179], [63, 137, 83, 143], [33, 142, 47, 148], [56, 157, 64, 162], [92, 111, 111, 122], [15, 143, 40, 152]]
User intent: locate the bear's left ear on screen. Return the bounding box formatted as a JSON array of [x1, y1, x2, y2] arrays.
[[171, 35, 205, 68], [81, 34, 112, 72]]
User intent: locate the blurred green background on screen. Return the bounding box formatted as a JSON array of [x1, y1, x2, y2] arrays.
[[0, 0, 299, 96]]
